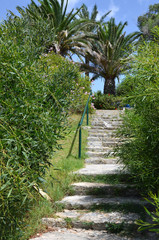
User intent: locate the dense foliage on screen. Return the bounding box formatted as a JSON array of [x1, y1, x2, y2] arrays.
[[138, 3, 159, 40], [2, 0, 159, 238], [116, 76, 135, 96], [136, 192, 159, 233], [0, 12, 90, 239], [92, 91, 121, 110], [116, 30, 159, 193], [13, 0, 140, 95], [40, 53, 91, 113]]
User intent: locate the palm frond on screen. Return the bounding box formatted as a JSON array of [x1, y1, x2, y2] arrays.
[[91, 4, 98, 21], [99, 10, 111, 23]]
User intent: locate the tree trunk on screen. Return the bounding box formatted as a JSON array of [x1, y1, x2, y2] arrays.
[[104, 78, 115, 95], [85, 56, 89, 77]]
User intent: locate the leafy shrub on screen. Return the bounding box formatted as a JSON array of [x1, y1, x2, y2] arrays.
[[0, 16, 90, 239], [0, 56, 69, 239], [116, 76, 135, 96], [41, 54, 91, 113], [92, 91, 122, 110], [136, 192, 159, 234], [69, 74, 92, 113], [116, 31, 159, 193]]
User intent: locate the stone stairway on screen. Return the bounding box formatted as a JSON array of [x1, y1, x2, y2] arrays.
[[31, 110, 156, 240]]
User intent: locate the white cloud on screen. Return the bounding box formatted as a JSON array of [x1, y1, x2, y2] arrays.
[[108, 0, 119, 18]]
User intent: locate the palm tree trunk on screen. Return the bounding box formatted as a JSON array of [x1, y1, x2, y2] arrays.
[[104, 78, 115, 95], [85, 56, 89, 77]]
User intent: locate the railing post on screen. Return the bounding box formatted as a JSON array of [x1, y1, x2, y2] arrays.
[[79, 127, 82, 158], [67, 91, 92, 159], [87, 104, 89, 126]]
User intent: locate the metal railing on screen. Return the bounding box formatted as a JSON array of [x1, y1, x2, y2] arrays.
[[67, 91, 92, 158]]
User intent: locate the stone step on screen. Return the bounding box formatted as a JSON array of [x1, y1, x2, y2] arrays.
[[87, 142, 103, 147], [87, 137, 120, 142], [91, 122, 122, 127], [58, 195, 146, 210], [89, 128, 116, 132], [91, 124, 120, 128], [93, 116, 122, 120], [85, 157, 118, 164], [71, 182, 140, 197], [86, 147, 114, 152], [89, 127, 117, 132], [87, 141, 119, 147], [91, 120, 123, 127], [86, 151, 115, 158], [74, 164, 126, 176], [92, 118, 122, 121], [30, 227, 153, 240], [92, 117, 122, 120], [95, 110, 122, 115], [91, 120, 121, 124], [89, 130, 116, 136], [90, 128, 119, 132], [88, 133, 116, 139], [42, 210, 139, 231], [91, 124, 122, 128]]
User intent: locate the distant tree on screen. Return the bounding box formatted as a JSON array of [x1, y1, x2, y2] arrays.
[[138, 3, 159, 40], [80, 18, 140, 95]]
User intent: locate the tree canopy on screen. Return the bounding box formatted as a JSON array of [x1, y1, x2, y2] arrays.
[[77, 4, 110, 76], [16, 0, 91, 56], [138, 3, 159, 40], [10, 0, 141, 95], [80, 18, 140, 95]]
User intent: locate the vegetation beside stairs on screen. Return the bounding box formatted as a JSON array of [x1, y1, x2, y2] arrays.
[[31, 110, 157, 240]]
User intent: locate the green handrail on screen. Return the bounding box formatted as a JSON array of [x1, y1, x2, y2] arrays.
[[67, 91, 92, 158]]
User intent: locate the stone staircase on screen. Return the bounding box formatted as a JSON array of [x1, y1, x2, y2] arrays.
[[31, 110, 156, 240]]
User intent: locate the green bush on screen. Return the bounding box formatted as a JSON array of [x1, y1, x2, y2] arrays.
[[136, 192, 159, 234], [116, 30, 159, 193], [0, 16, 90, 239], [92, 91, 122, 110], [0, 56, 70, 239], [116, 76, 135, 96], [41, 54, 91, 113]]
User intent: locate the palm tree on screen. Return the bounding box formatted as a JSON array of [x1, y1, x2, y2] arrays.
[[80, 18, 140, 95], [77, 4, 110, 76], [78, 4, 110, 33], [18, 0, 90, 57]]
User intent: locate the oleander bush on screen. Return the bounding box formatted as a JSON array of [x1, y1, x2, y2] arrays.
[[40, 54, 91, 113], [0, 14, 90, 239], [92, 91, 122, 109], [115, 29, 159, 235], [116, 30, 159, 193]]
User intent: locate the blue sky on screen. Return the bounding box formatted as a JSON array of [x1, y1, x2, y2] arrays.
[[0, 0, 158, 92]]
